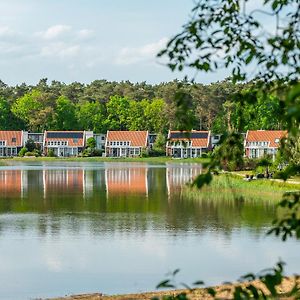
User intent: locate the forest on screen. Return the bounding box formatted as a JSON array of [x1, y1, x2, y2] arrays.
[[0, 78, 284, 133]]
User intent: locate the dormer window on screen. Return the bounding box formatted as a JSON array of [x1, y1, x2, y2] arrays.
[[275, 138, 280, 143], [11, 137, 16, 143]]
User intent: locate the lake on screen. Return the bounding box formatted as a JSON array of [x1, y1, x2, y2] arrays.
[[0, 161, 299, 300]]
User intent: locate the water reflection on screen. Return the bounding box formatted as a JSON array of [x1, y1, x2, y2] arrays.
[[0, 162, 298, 300], [0, 163, 276, 234]]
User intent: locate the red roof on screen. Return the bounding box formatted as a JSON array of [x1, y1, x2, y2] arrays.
[[168, 130, 210, 148], [106, 131, 148, 147], [45, 131, 84, 147], [0, 131, 23, 147], [245, 130, 287, 148]]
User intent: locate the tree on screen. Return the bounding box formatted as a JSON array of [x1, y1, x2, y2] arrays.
[[144, 98, 168, 133], [25, 139, 36, 152], [11, 90, 51, 131], [54, 96, 77, 130], [86, 137, 96, 149], [153, 133, 166, 154], [105, 95, 130, 130], [76, 101, 106, 133]]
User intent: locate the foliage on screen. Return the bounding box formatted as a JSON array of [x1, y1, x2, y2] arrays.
[[24, 151, 37, 157], [153, 133, 166, 154], [76, 101, 106, 132], [154, 262, 300, 300], [54, 96, 77, 130], [86, 137, 96, 149], [25, 139, 36, 152], [154, 0, 300, 298], [18, 147, 28, 157], [47, 149, 56, 157], [269, 191, 300, 241], [11, 90, 48, 131], [0, 78, 258, 133]]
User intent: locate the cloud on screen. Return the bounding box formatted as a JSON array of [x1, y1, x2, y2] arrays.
[[115, 37, 168, 65], [0, 26, 14, 38], [40, 42, 80, 58], [37, 24, 72, 40], [77, 29, 94, 40]]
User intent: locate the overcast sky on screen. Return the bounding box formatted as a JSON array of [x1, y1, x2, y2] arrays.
[[0, 1, 240, 85]]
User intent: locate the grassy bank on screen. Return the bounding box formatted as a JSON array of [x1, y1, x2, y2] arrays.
[[0, 156, 209, 164], [182, 173, 300, 203]]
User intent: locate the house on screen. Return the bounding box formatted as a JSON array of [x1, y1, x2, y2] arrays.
[[148, 133, 157, 149], [93, 133, 106, 152], [211, 134, 222, 148], [0, 131, 24, 157], [43, 131, 93, 157], [244, 130, 287, 159], [105, 131, 148, 157], [166, 130, 211, 158], [23, 132, 44, 150]]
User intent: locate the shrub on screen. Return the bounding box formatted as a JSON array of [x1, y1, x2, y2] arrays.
[[86, 137, 96, 149], [25, 139, 36, 152], [149, 149, 165, 157], [92, 149, 102, 157], [201, 153, 208, 158], [18, 147, 28, 157], [47, 149, 56, 157], [33, 149, 41, 157], [140, 148, 149, 157], [25, 151, 36, 157]]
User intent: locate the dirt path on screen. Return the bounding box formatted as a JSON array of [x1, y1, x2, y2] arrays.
[[49, 277, 300, 300]]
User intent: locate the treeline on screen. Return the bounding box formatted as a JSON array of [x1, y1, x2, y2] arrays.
[[0, 78, 284, 133]]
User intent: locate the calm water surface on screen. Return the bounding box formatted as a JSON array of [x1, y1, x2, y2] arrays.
[[0, 161, 299, 300]]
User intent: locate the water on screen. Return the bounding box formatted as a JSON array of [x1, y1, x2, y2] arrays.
[[0, 161, 299, 300]]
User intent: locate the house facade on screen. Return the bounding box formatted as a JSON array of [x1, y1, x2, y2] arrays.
[[43, 131, 92, 157], [0, 131, 24, 157], [93, 133, 106, 152], [105, 131, 148, 157], [166, 130, 211, 158], [23, 132, 44, 150], [244, 130, 287, 159]]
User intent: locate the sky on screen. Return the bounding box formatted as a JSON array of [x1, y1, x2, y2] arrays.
[[0, 0, 271, 86], [0, 0, 220, 85]]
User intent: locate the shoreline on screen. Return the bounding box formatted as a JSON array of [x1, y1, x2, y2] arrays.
[[49, 277, 300, 299], [0, 156, 209, 164]]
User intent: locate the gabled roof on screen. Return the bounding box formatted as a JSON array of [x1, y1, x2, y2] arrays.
[[245, 130, 287, 148], [106, 131, 148, 147], [45, 131, 84, 147], [168, 130, 210, 148], [0, 131, 23, 147]]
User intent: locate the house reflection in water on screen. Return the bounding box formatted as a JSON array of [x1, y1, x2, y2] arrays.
[[42, 169, 84, 198], [166, 163, 203, 197], [0, 168, 98, 200], [105, 165, 148, 199], [0, 170, 26, 198]]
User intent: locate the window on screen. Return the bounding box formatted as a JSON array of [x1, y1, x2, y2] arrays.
[[73, 138, 78, 144], [101, 136, 105, 140], [11, 137, 16, 143], [275, 138, 280, 143]]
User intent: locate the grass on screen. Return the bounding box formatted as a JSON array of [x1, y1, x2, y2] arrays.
[[0, 156, 210, 164], [182, 173, 300, 203]]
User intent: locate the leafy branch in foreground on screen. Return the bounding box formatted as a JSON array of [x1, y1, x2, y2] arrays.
[[154, 262, 300, 300], [158, 0, 300, 84], [269, 191, 300, 241]]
